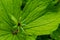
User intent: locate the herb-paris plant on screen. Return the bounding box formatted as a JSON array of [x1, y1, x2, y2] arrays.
[[0, 0, 60, 40]]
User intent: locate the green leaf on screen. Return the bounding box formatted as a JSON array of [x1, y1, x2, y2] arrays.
[[22, 0, 60, 35], [0, 0, 60, 40], [0, 34, 11, 40]]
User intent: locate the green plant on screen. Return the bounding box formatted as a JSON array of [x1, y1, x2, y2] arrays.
[[0, 0, 60, 40]]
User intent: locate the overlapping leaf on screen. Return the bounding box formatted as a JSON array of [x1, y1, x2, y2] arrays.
[[0, 0, 60, 40]]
